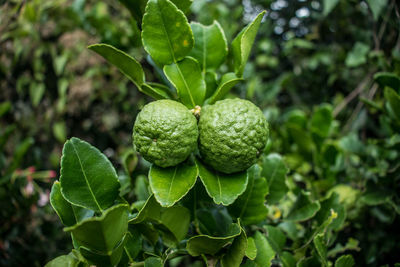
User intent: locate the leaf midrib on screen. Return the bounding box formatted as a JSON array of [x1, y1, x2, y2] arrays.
[[216, 174, 222, 202], [157, 0, 176, 63], [166, 167, 178, 203], [71, 141, 103, 212], [176, 63, 196, 107]]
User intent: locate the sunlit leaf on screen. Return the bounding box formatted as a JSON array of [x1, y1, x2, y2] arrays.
[[60, 137, 120, 212], [142, 0, 193, 65], [197, 159, 248, 206], [231, 11, 265, 77], [189, 21, 228, 71], [163, 57, 206, 108]]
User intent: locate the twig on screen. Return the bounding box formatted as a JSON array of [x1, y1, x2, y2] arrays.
[[333, 73, 372, 117], [343, 83, 378, 132], [378, 0, 395, 43]]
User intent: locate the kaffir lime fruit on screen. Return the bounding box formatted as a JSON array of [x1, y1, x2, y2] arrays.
[[198, 98, 269, 174], [133, 99, 198, 168]]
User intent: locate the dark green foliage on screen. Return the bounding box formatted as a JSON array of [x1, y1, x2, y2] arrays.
[[1, 0, 400, 266]]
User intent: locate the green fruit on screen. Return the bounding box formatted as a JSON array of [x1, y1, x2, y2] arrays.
[[133, 100, 198, 168], [198, 98, 269, 174]]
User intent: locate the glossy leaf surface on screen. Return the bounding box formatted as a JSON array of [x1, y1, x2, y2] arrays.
[[79, 234, 127, 267], [142, 0, 193, 65], [261, 153, 288, 204], [149, 161, 198, 207], [60, 137, 120, 212], [208, 72, 243, 104], [253, 231, 275, 267], [88, 44, 144, 88], [64, 204, 129, 253], [231, 11, 265, 77], [221, 230, 247, 267], [186, 223, 241, 256], [228, 165, 268, 225], [163, 57, 206, 108], [197, 159, 248, 206], [189, 21, 228, 71], [50, 181, 94, 227]]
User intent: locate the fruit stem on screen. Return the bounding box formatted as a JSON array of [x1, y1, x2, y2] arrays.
[[190, 105, 201, 119]]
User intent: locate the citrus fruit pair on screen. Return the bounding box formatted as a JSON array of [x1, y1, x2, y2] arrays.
[[132, 99, 269, 173]]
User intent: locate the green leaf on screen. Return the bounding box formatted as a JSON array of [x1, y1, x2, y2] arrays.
[[44, 253, 84, 267], [163, 57, 206, 108], [129, 195, 162, 224], [286, 191, 320, 222], [315, 192, 346, 230], [310, 104, 333, 138], [51, 181, 76, 226], [221, 230, 247, 267], [0, 101, 11, 117], [60, 137, 120, 212], [123, 229, 143, 261], [197, 159, 248, 206], [261, 153, 288, 204], [208, 72, 243, 104], [313, 234, 327, 266], [79, 233, 127, 267], [186, 223, 241, 256], [88, 44, 144, 88], [366, 0, 387, 21], [88, 44, 169, 100], [149, 161, 198, 207], [131, 196, 190, 246], [196, 206, 233, 236], [245, 237, 257, 260], [53, 121, 67, 143], [327, 238, 360, 258], [384, 87, 400, 121], [141, 83, 172, 100], [322, 0, 339, 16], [297, 256, 321, 267], [228, 165, 268, 225], [189, 21, 228, 71], [253, 231, 275, 267], [158, 206, 191, 243], [144, 257, 163, 267], [64, 204, 129, 254], [374, 72, 400, 91], [335, 255, 355, 267], [170, 0, 193, 13], [135, 175, 151, 201], [118, 0, 147, 23], [29, 82, 45, 107], [264, 226, 286, 254], [50, 181, 94, 227], [345, 42, 370, 68], [205, 71, 218, 99], [142, 0, 194, 65], [280, 251, 296, 267], [231, 11, 265, 77]]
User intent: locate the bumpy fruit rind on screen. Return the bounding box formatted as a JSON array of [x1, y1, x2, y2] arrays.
[[198, 98, 269, 174], [133, 99, 198, 167]]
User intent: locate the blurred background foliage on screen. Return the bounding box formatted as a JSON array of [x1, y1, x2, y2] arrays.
[[1, 0, 399, 266]]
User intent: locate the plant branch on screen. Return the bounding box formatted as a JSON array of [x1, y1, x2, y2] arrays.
[[333, 72, 373, 117]]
